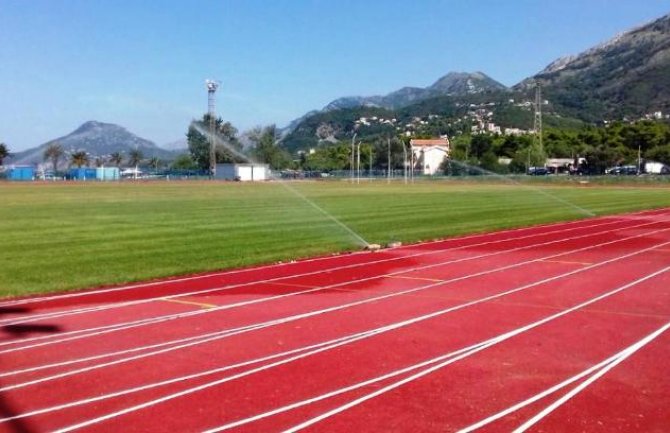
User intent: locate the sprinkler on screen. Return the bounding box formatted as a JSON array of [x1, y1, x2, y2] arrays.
[[364, 244, 382, 252]]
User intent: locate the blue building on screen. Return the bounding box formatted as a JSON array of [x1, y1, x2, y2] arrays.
[[69, 168, 98, 180], [7, 166, 35, 181]]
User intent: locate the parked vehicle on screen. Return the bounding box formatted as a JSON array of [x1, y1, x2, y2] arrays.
[[527, 167, 549, 176], [605, 165, 638, 175]]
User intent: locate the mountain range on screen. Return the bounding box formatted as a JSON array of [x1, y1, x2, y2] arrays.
[[517, 12, 670, 120], [8, 12, 670, 163], [323, 71, 508, 111], [9, 121, 176, 166], [282, 12, 670, 150]]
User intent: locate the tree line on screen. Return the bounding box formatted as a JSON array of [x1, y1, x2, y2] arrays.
[[447, 120, 670, 174], [182, 115, 670, 175]]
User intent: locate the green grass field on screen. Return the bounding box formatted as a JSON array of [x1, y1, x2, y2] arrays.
[[2, 179, 670, 297]]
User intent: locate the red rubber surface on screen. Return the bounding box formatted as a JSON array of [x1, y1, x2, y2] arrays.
[[1, 208, 669, 432]]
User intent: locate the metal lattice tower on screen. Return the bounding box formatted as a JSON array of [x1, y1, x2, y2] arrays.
[[206, 79, 220, 177], [534, 81, 543, 154]]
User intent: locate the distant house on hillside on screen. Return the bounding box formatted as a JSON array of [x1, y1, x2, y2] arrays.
[[410, 138, 450, 175]]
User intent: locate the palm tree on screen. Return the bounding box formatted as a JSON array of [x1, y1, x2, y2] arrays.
[[0, 143, 10, 166], [128, 149, 143, 167], [148, 156, 161, 172], [128, 149, 143, 179], [43, 142, 65, 173], [94, 156, 105, 167], [109, 152, 123, 168], [70, 150, 89, 168]]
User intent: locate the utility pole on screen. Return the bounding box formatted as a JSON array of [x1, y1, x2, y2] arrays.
[[409, 143, 414, 183], [387, 138, 391, 184], [350, 133, 357, 183], [369, 146, 373, 179], [356, 141, 361, 184], [402, 141, 407, 184], [206, 80, 220, 178], [534, 81, 544, 156]]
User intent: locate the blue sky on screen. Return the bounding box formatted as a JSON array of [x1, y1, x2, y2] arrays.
[[1, 0, 668, 151]]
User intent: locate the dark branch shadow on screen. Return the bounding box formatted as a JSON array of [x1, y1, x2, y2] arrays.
[[0, 307, 30, 316], [2, 324, 61, 336], [0, 309, 61, 432]]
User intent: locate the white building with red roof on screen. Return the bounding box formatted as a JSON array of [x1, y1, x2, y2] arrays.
[[410, 138, 450, 175]]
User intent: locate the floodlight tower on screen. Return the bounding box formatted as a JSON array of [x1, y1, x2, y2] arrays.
[[206, 79, 220, 177], [534, 81, 543, 154]]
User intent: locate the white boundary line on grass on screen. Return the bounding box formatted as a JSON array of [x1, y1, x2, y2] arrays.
[[0, 219, 664, 356], [54, 264, 670, 433]]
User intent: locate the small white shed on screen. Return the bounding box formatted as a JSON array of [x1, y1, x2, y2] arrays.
[[215, 163, 269, 181]]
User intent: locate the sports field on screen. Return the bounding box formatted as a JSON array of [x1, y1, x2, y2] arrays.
[[0, 207, 669, 432], [2, 180, 670, 297]]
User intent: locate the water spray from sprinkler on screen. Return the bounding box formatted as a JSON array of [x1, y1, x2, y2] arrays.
[[191, 122, 372, 249], [447, 159, 595, 217]]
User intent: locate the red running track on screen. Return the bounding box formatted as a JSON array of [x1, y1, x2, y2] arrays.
[[1, 208, 669, 432]]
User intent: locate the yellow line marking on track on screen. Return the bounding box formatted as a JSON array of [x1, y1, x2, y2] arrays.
[[541, 259, 593, 266], [266, 281, 317, 289], [159, 298, 217, 309], [386, 275, 446, 283]]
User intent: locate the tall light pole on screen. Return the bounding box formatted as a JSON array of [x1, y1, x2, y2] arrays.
[[350, 133, 357, 183], [402, 141, 407, 184], [356, 141, 361, 184], [369, 146, 373, 179], [387, 137, 391, 184], [206, 79, 220, 178], [534, 81, 544, 156]]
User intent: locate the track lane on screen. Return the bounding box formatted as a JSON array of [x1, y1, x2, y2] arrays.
[[1, 216, 664, 359], [1, 209, 669, 433], [3, 221, 670, 430], [1, 212, 659, 327], [3, 220, 668, 380]]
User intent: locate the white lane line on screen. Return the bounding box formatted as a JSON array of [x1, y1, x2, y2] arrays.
[[510, 324, 670, 433], [10, 236, 669, 422], [0, 218, 660, 353], [458, 322, 670, 433], [2, 219, 666, 365], [1, 211, 617, 308], [0, 215, 628, 326], [265, 267, 670, 433], [13, 241, 670, 428], [0, 330, 376, 423], [0, 215, 639, 326], [2, 223, 669, 391], [1, 207, 665, 312]]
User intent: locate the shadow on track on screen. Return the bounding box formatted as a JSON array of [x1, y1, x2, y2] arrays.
[[0, 308, 62, 433]]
